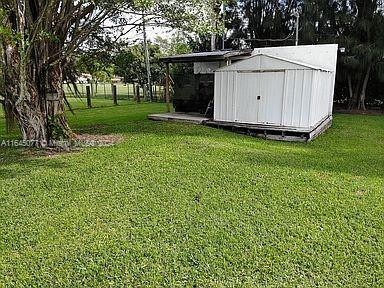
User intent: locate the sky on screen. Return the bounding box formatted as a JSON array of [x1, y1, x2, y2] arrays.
[[105, 14, 176, 46]]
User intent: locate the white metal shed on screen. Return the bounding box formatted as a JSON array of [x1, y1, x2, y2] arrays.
[[213, 45, 338, 141]]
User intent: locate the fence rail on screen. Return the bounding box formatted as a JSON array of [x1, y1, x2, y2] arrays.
[[63, 82, 167, 103]]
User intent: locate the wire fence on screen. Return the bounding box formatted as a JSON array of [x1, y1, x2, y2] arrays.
[[63, 82, 166, 102]]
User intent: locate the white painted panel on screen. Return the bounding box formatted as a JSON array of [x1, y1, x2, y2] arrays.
[[194, 61, 219, 74], [279, 70, 313, 128], [259, 56, 305, 71], [235, 73, 261, 123], [214, 72, 221, 120], [260, 72, 285, 125], [310, 71, 319, 127], [315, 72, 325, 125], [194, 61, 226, 74], [326, 72, 335, 115], [291, 70, 305, 127], [215, 71, 237, 122], [252, 44, 338, 72], [213, 45, 337, 131], [218, 54, 311, 72], [299, 70, 313, 128], [308, 72, 317, 124], [281, 70, 296, 127], [309, 70, 333, 127], [224, 72, 236, 122]]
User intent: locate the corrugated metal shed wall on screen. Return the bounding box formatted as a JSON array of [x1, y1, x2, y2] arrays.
[[309, 70, 334, 127], [252, 44, 338, 120], [280, 70, 314, 128], [214, 55, 335, 129], [214, 71, 237, 122]]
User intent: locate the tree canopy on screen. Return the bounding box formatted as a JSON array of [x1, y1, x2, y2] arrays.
[[1, 0, 384, 147], [0, 0, 217, 146], [224, 0, 384, 109]]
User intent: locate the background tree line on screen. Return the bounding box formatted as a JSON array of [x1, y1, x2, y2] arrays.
[[0, 0, 215, 146], [224, 0, 384, 110], [110, 0, 384, 111], [1, 0, 384, 147]]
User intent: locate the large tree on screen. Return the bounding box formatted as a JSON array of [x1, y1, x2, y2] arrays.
[[301, 0, 384, 110], [114, 42, 163, 87], [225, 0, 297, 48], [0, 0, 123, 147], [0, 0, 215, 147], [340, 0, 384, 110], [225, 0, 384, 110]]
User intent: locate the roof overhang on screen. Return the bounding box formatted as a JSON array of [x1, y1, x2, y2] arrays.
[[161, 49, 253, 64]]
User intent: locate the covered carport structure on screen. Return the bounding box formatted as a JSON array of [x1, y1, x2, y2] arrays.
[[160, 50, 252, 114]]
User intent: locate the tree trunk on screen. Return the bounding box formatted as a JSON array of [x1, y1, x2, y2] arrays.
[[13, 58, 48, 146], [12, 1, 49, 147], [46, 64, 72, 141], [0, 44, 15, 133], [91, 82, 94, 98], [347, 74, 353, 104], [2, 37, 71, 147], [357, 65, 372, 111], [1, 0, 115, 147], [13, 64, 71, 147], [348, 72, 363, 110], [14, 93, 48, 147]]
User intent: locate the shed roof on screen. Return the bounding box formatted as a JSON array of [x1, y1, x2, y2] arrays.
[[216, 54, 332, 72], [252, 44, 338, 72], [161, 49, 253, 64], [265, 54, 331, 71]]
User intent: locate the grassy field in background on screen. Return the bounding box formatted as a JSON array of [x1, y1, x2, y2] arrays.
[[67, 98, 136, 110], [0, 101, 383, 286], [64, 83, 165, 101]]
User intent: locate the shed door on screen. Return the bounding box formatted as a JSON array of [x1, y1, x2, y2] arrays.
[[235, 71, 285, 125]]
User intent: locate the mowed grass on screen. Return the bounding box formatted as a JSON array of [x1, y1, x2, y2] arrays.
[[0, 101, 383, 287]]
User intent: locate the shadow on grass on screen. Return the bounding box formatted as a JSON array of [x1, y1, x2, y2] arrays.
[[0, 146, 71, 181]]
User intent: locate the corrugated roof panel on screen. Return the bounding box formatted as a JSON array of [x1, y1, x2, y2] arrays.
[[161, 49, 252, 63]]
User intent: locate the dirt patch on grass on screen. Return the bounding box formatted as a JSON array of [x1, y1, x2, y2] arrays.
[[73, 133, 124, 146], [355, 189, 367, 196]]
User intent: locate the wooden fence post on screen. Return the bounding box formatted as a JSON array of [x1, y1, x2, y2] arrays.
[[165, 63, 171, 113], [136, 84, 141, 103], [112, 84, 118, 105], [86, 86, 92, 108]]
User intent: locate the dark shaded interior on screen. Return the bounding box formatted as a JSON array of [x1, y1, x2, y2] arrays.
[[173, 73, 214, 114]]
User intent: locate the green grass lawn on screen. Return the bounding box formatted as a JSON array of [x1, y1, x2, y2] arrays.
[[0, 101, 383, 287]]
